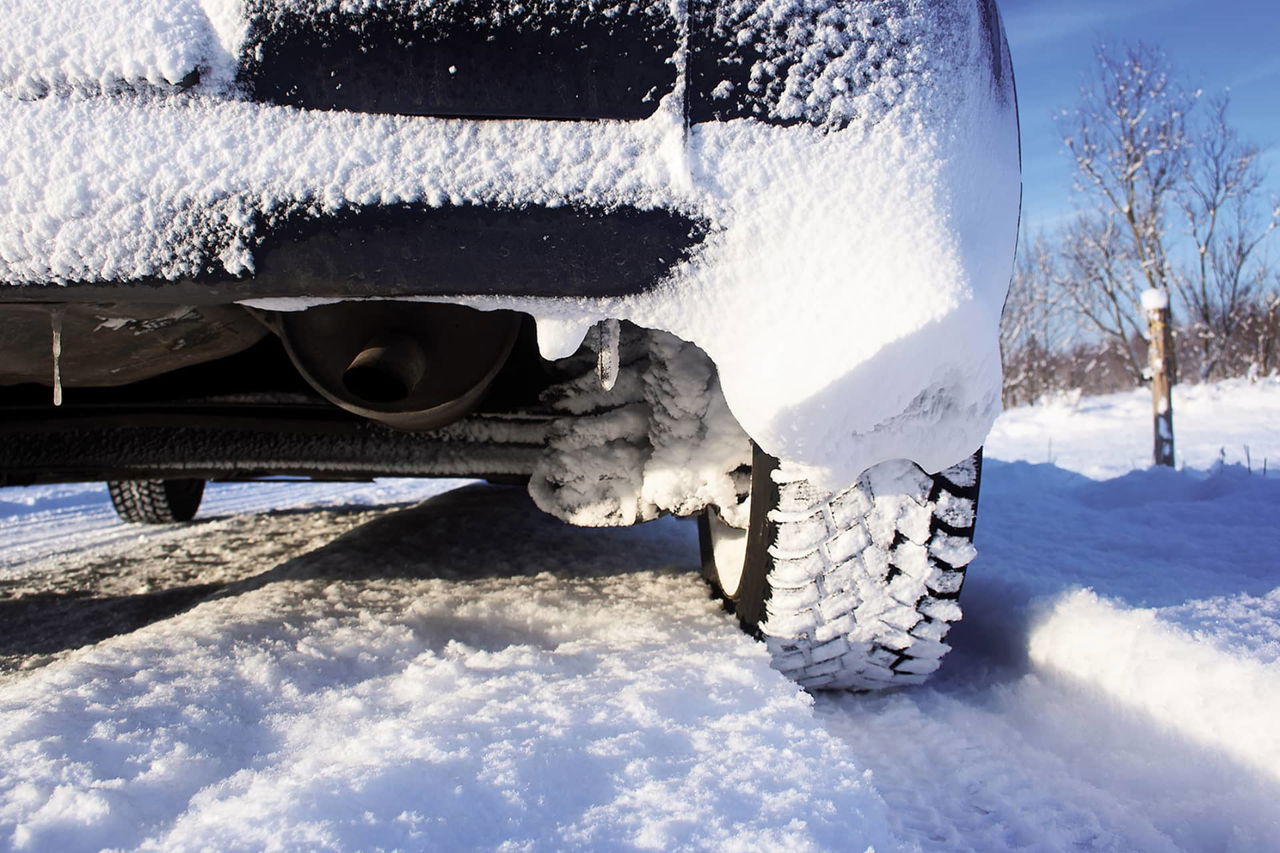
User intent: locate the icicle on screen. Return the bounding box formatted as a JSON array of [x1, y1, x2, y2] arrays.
[[50, 307, 64, 407], [595, 318, 620, 392]]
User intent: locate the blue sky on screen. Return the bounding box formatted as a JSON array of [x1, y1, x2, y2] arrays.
[[999, 0, 1279, 235]]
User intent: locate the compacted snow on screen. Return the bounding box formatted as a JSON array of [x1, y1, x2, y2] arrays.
[[1, 378, 1279, 851]]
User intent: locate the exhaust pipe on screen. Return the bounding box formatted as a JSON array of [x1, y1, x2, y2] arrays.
[[274, 302, 521, 431], [342, 333, 428, 404]]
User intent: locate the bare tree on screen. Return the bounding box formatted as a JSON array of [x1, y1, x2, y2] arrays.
[[1055, 213, 1150, 380], [1236, 281, 1280, 378], [1001, 234, 1067, 405], [999, 42, 1280, 406], [1058, 43, 1195, 382], [1174, 95, 1279, 380]]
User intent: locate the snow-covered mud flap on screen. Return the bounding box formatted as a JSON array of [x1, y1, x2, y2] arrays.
[[529, 324, 979, 691]]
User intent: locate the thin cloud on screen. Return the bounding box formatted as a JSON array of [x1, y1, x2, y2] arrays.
[[1001, 0, 1195, 49], [1228, 56, 1280, 89]]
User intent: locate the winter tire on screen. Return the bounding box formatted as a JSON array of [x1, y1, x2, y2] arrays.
[[701, 445, 981, 691], [107, 479, 206, 524]]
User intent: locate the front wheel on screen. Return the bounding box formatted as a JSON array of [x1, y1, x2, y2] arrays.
[[701, 445, 981, 691], [107, 479, 206, 524]]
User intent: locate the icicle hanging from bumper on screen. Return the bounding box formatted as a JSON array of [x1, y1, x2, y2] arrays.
[[50, 307, 63, 407], [595, 318, 621, 392]]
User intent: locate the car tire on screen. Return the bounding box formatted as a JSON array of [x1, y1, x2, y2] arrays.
[[107, 479, 206, 524], [701, 444, 981, 690]]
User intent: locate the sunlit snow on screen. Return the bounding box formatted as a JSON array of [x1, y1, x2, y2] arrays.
[[1, 378, 1279, 850]]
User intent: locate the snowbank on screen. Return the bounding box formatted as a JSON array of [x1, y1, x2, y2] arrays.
[[1029, 589, 1280, 783]]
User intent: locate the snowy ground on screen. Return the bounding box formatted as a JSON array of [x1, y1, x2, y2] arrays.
[[986, 377, 1280, 479], [1, 380, 1278, 851]]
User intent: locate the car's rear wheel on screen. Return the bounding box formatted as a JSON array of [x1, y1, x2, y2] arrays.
[[107, 479, 206, 524], [701, 445, 981, 690]]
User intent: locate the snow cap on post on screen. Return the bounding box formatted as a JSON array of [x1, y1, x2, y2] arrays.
[[1141, 288, 1170, 312]]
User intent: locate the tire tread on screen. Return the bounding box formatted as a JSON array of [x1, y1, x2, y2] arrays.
[[754, 453, 981, 690], [107, 479, 205, 524]]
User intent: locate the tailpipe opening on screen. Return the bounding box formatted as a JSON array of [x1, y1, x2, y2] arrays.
[[342, 333, 427, 404]]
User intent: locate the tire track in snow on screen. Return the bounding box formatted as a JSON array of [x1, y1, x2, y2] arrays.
[[0, 478, 466, 675], [2, 462, 1279, 849], [0, 505, 395, 676], [0, 478, 464, 577], [0, 485, 897, 852], [814, 587, 1280, 851]]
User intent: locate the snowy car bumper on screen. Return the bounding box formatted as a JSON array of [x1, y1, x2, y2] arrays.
[[2, 202, 708, 305], [0, 0, 1021, 488]]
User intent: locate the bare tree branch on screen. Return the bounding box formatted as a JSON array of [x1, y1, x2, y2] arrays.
[[1057, 43, 1195, 382], [1174, 94, 1278, 379]]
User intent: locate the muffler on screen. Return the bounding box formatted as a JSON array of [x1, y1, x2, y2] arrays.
[[275, 301, 521, 430]]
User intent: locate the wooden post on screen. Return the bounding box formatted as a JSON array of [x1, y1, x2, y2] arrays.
[[1142, 289, 1175, 467]]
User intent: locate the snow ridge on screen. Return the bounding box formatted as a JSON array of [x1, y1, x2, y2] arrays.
[[1030, 589, 1280, 783]]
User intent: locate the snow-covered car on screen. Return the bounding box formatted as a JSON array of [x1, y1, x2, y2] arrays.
[[0, 0, 1020, 690]]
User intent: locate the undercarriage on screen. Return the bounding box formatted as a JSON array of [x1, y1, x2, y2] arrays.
[[0, 306, 752, 532]]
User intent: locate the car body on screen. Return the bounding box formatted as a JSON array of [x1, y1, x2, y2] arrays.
[[0, 0, 1019, 689]]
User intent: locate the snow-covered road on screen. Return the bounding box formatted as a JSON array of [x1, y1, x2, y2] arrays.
[[1, 381, 1278, 851]]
